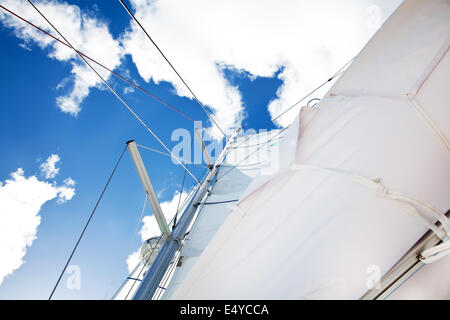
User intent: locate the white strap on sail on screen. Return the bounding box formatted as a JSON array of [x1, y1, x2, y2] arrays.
[[290, 163, 450, 263], [406, 39, 450, 154], [419, 240, 450, 264]]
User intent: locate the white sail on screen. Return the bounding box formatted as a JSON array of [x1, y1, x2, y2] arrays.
[[161, 130, 283, 299], [170, 0, 450, 299]]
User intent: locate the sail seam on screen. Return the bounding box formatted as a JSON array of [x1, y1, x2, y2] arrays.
[[406, 94, 450, 154], [405, 40, 449, 154]]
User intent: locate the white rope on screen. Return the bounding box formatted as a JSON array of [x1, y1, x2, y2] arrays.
[[104, 195, 147, 299], [290, 163, 450, 263], [406, 94, 450, 154], [420, 240, 450, 264]]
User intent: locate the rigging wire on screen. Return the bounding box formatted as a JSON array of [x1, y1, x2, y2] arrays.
[[27, 0, 200, 186], [154, 245, 180, 300], [154, 163, 231, 300], [0, 4, 196, 124], [123, 233, 166, 300], [307, 98, 321, 107], [2, 3, 353, 142], [136, 144, 172, 157], [123, 217, 177, 300], [154, 165, 217, 300], [228, 56, 355, 152], [136, 143, 208, 168], [118, 0, 227, 138], [48, 145, 127, 300], [216, 126, 290, 182], [271, 57, 354, 124], [122, 166, 208, 299], [103, 194, 147, 299], [172, 168, 187, 229]]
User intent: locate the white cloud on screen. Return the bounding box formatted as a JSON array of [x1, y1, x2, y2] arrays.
[[56, 177, 76, 204], [56, 185, 75, 204], [0, 0, 124, 115], [126, 251, 140, 273], [127, 190, 189, 272], [1, 0, 401, 129], [123, 86, 135, 94], [0, 166, 76, 285], [63, 177, 76, 187], [39, 153, 60, 179], [121, 0, 402, 130]]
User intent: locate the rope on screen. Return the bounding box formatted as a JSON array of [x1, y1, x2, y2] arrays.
[[103, 194, 147, 299], [124, 233, 166, 300], [154, 244, 181, 300], [27, 0, 200, 186], [290, 163, 450, 263], [118, 0, 227, 138], [48, 145, 127, 300], [219, 56, 355, 174], [203, 199, 239, 205]]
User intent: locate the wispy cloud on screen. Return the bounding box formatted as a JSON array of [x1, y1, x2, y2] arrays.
[[123, 86, 135, 94], [39, 153, 60, 179]]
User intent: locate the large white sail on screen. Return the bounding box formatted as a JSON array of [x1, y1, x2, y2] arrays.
[[170, 0, 450, 299]]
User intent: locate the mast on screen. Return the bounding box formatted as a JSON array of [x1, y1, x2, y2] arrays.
[[132, 128, 241, 300]]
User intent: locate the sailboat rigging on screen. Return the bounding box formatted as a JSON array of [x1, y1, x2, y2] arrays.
[[2, 0, 448, 300]]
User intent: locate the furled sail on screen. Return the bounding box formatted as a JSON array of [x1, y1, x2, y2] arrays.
[[161, 130, 283, 299], [171, 0, 450, 299]]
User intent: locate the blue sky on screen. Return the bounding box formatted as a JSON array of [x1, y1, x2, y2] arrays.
[[0, 0, 401, 299]]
